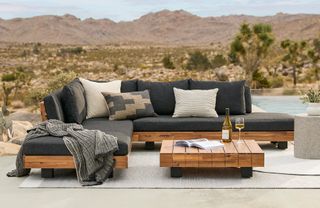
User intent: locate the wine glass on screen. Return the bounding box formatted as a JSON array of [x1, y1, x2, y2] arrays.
[[235, 118, 245, 144]]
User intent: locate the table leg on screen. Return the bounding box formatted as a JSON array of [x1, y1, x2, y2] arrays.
[[240, 167, 253, 178], [171, 167, 182, 178]]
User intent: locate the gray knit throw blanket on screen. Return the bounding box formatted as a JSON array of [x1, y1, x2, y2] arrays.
[[7, 119, 119, 186]]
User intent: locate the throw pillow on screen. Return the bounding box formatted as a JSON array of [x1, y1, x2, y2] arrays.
[[137, 80, 189, 115], [79, 78, 121, 119], [61, 79, 87, 124], [173, 88, 219, 118], [190, 80, 246, 115], [102, 90, 157, 120]]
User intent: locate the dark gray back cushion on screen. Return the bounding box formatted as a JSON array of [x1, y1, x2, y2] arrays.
[[137, 80, 189, 115], [190, 80, 246, 115], [245, 86, 252, 113], [61, 79, 87, 124], [44, 89, 65, 122], [121, 80, 138, 92]]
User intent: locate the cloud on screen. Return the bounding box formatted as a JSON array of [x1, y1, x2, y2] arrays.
[[0, 3, 31, 12]]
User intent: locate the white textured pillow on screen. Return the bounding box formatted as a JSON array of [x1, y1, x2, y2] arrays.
[[79, 78, 121, 119], [173, 88, 219, 118]]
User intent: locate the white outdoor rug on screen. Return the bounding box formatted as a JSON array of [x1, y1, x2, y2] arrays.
[[20, 143, 320, 189]]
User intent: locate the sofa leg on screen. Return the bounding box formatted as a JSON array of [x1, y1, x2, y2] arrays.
[[145, 142, 155, 150], [171, 167, 183, 178], [41, 168, 54, 178], [277, 142, 288, 150], [240, 167, 253, 178]]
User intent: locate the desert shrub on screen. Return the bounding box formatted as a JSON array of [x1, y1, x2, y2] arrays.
[[1, 73, 16, 82], [211, 54, 227, 69], [162, 55, 175, 69], [253, 71, 270, 88], [25, 71, 77, 106], [32, 43, 41, 54], [186, 51, 211, 70], [58, 47, 85, 56], [270, 76, 284, 88]]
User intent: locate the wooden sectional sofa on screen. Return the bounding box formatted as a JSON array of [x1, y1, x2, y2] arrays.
[[23, 79, 294, 178]]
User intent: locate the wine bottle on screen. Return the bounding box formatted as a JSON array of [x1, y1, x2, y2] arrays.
[[222, 108, 232, 143]]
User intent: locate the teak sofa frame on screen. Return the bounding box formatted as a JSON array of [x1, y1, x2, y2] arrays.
[[24, 102, 294, 177]]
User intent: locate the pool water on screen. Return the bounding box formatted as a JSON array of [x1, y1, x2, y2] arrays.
[[252, 96, 307, 115]]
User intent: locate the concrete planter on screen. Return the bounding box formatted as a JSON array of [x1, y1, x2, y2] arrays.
[[306, 103, 320, 116]]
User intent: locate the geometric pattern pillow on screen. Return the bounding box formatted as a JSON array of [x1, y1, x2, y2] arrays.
[[101, 90, 157, 120]]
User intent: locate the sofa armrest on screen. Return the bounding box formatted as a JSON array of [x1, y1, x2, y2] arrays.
[[43, 89, 65, 122]]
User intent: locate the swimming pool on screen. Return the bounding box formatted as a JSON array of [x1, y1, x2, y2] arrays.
[[252, 96, 307, 115]]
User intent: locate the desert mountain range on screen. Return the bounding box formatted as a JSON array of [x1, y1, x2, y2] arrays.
[[0, 10, 319, 45]]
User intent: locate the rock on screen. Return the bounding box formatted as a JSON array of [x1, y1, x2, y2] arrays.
[[0, 142, 20, 156], [215, 67, 229, 81], [8, 111, 41, 125], [10, 120, 33, 145]]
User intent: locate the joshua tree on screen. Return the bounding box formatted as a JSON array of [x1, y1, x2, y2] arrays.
[[308, 38, 320, 81], [1, 68, 32, 108], [281, 40, 307, 86], [229, 23, 274, 86], [1, 73, 16, 109]]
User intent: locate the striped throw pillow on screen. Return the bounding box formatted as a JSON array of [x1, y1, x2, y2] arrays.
[[173, 88, 219, 118]]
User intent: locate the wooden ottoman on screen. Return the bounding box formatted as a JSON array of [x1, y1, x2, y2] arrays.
[[160, 140, 264, 178]]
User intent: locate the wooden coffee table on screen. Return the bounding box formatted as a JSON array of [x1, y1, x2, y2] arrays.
[[160, 140, 264, 178]]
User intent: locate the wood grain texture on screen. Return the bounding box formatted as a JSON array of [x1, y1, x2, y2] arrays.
[[40, 101, 47, 121], [160, 140, 174, 167], [24, 155, 128, 169], [133, 131, 293, 142], [159, 140, 264, 169]]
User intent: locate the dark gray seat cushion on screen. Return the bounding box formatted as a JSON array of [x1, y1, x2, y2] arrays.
[[133, 113, 294, 132], [137, 80, 189, 115], [61, 79, 87, 124], [190, 80, 246, 115], [23, 118, 133, 156]]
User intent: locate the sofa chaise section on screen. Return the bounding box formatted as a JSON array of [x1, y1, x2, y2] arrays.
[[24, 86, 133, 178]]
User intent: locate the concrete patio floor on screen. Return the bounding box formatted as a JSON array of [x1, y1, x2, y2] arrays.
[[0, 156, 319, 208]]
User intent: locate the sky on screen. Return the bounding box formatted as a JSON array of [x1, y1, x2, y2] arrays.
[[0, 0, 319, 21]]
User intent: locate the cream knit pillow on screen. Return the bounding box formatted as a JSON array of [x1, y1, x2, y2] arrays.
[[79, 78, 121, 119], [173, 88, 219, 118]]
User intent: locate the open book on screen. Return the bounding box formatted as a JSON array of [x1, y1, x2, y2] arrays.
[[175, 138, 224, 150]]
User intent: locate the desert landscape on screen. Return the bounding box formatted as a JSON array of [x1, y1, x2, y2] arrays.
[[0, 10, 319, 155]]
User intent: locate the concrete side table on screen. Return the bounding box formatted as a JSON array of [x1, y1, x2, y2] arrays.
[[294, 114, 320, 159]]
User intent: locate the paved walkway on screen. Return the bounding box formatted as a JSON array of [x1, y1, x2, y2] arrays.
[[0, 156, 319, 208]]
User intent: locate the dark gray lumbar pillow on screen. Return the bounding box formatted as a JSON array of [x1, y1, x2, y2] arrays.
[[102, 90, 157, 120], [137, 80, 189, 115], [190, 80, 246, 115], [61, 79, 87, 124]]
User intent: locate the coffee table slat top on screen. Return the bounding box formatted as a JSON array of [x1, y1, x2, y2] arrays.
[[160, 140, 264, 168]]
